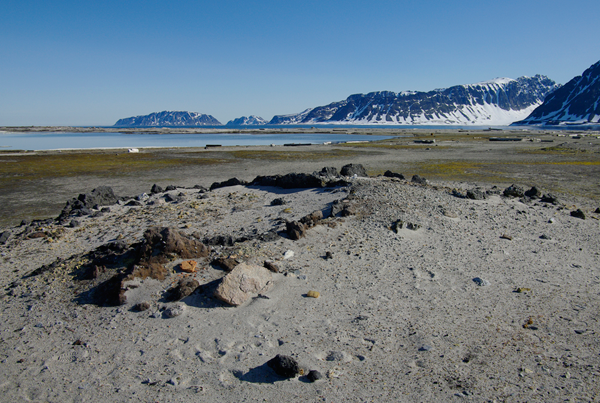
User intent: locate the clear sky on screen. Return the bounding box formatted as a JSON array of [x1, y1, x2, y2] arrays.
[[1, 0, 599, 126]]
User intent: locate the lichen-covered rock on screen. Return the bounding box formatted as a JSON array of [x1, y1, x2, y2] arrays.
[[214, 263, 273, 306]]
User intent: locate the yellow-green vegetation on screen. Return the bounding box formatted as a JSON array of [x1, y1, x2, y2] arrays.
[[0, 151, 230, 187]]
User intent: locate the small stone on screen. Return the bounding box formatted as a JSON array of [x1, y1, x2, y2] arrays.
[[133, 301, 151, 312], [570, 209, 586, 219], [306, 370, 323, 382], [411, 175, 427, 185], [473, 277, 491, 286], [179, 260, 197, 273], [263, 260, 280, 273], [306, 290, 320, 298], [283, 250, 294, 260], [326, 351, 344, 361], [0, 231, 10, 245], [540, 234, 551, 240], [324, 251, 333, 260], [419, 345, 432, 352], [595, 207, 600, 214], [267, 354, 300, 378], [164, 305, 185, 318], [327, 369, 341, 379], [500, 234, 512, 240]]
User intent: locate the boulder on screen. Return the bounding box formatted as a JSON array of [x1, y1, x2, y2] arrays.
[[340, 163, 367, 177], [212, 257, 238, 271], [524, 186, 542, 198], [0, 231, 10, 245], [214, 263, 273, 306], [141, 227, 210, 260], [570, 209, 586, 219], [466, 189, 487, 200], [210, 178, 248, 191], [267, 354, 301, 378], [165, 277, 199, 301], [503, 184, 525, 198], [151, 184, 164, 194], [179, 260, 197, 273], [383, 170, 405, 180], [286, 221, 306, 240], [252, 173, 324, 189], [411, 175, 427, 185]]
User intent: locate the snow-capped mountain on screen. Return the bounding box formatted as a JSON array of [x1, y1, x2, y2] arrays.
[[513, 60, 600, 126], [114, 111, 221, 127], [226, 115, 267, 126], [269, 75, 559, 126]]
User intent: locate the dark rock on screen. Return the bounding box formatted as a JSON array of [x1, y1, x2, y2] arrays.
[[570, 209, 586, 219], [210, 178, 247, 190], [141, 227, 210, 260], [20, 219, 30, 227], [524, 186, 542, 198], [466, 189, 487, 200], [151, 184, 164, 194], [503, 184, 525, 198], [299, 210, 323, 227], [411, 175, 427, 185], [95, 274, 127, 306], [101, 207, 111, 213], [252, 173, 325, 189], [264, 260, 280, 273], [213, 257, 238, 271], [340, 163, 367, 177], [270, 198, 286, 206], [0, 231, 9, 245], [78, 186, 118, 209], [540, 234, 552, 240], [383, 170, 405, 180], [391, 220, 420, 232], [539, 193, 559, 204], [486, 186, 502, 195], [27, 231, 46, 239], [286, 221, 306, 240], [315, 166, 339, 177], [203, 235, 235, 246], [331, 199, 355, 217], [595, 207, 600, 214], [267, 354, 300, 378], [324, 251, 333, 260], [306, 370, 323, 382], [133, 301, 151, 312], [165, 185, 177, 191], [125, 200, 142, 206], [165, 277, 199, 301], [164, 193, 181, 203]]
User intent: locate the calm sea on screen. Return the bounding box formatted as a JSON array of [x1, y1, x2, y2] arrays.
[[0, 131, 397, 151]]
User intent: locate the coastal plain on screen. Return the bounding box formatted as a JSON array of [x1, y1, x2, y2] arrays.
[[1, 127, 600, 402]]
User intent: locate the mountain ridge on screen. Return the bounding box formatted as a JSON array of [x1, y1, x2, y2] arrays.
[[114, 111, 221, 127], [513, 60, 600, 126]]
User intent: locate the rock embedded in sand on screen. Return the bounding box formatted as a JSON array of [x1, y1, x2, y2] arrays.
[[306, 290, 320, 298], [141, 227, 210, 260], [179, 260, 197, 273], [0, 231, 10, 244], [133, 301, 151, 311], [213, 257, 238, 271], [570, 209, 586, 219], [214, 263, 273, 306], [166, 277, 199, 301], [411, 174, 428, 185], [286, 220, 306, 240], [267, 354, 300, 378], [163, 305, 185, 318], [263, 260, 280, 273], [306, 370, 323, 382], [503, 184, 525, 198], [473, 277, 491, 286], [383, 170, 405, 180]]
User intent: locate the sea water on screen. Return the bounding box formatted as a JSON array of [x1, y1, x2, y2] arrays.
[[0, 131, 397, 151]]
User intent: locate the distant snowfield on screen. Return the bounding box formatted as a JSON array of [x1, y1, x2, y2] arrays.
[[297, 103, 541, 126]]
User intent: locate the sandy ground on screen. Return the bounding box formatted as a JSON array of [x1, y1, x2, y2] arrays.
[[1, 130, 600, 402]]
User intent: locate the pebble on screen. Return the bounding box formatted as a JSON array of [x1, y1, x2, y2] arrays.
[[306, 290, 320, 298], [164, 306, 185, 318], [267, 354, 300, 378], [419, 345, 432, 352], [473, 277, 491, 286], [283, 250, 294, 260], [307, 370, 323, 382]]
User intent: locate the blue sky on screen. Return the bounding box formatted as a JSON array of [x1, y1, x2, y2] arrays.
[[1, 0, 599, 126]]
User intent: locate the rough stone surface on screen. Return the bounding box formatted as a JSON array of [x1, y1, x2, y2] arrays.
[[0, 231, 10, 244], [213, 257, 238, 271], [214, 263, 273, 306], [383, 170, 405, 180], [570, 209, 586, 219], [141, 227, 210, 260], [267, 354, 300, 378], [340, 163, 367, 177], [307, 370, 323, 382], [263, 260, 280, 273], [503, 184, 525, 198], [286, 221, 306, 240], [179, 260, 197, 273], [165, 277, 199, 301], [411, 175, 427, 185]]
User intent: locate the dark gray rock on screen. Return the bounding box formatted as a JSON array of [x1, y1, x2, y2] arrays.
[[570, 209, 586, 219], [267, 354, 300, 378], [466, 189, 487, 200], [503, 184, 525, 198], [383, 170, 405, 180], [286, 221, 306, 240], [411, 175, 427, 185], [0, 231, 10, 245], [524, 186, 542, 198], [165, 185, 177, 191], [315, 166, 339, 177], [164, 193, 181, 203], [125, 200, 142, 206], [540, 193, 559, 204], [306, 370, 323, 382], [340, 163, 367, 177], [210, 178, 248, 190], [151, 184, 163, 194], [133, 301, 151, 312], [165, 277, 199, 301], [252, 173, 325, 189], [270, 198, 286, 206]]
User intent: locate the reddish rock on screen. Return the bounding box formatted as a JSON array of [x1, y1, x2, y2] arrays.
[[180, 260, 197, 273]]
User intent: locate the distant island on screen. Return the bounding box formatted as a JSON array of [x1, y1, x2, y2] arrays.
[[114, 111, 221, 127]]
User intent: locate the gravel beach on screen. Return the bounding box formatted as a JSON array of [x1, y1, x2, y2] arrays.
[[1, 129, 599, 402]]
